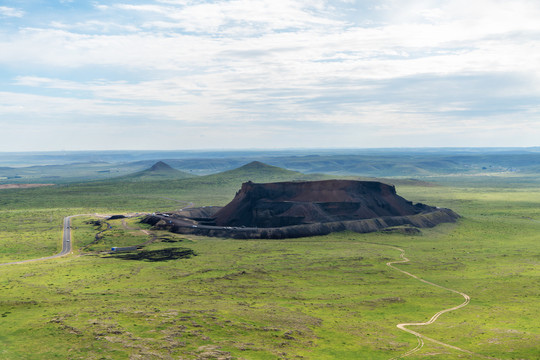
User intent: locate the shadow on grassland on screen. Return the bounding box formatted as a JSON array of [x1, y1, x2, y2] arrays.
[[103, 247, 196, 262]]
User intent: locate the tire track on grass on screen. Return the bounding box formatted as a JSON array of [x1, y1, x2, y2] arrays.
[[383, 245, 499, 360]]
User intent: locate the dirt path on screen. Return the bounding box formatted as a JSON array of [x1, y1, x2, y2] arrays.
[[121, 218, 156, 245], [121, 218, 150, 234], [385, 245, 499, 359]]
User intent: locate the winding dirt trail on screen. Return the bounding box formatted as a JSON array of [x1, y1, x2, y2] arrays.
[[385, 245, 499, 360]]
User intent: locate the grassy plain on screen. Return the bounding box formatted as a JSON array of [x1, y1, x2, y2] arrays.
[[0, 209, 67, 262], [0, 167, 539, 359]]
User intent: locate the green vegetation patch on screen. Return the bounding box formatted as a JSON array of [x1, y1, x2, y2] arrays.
[[0, 209, 68, 262], [75, 217, 152, 253]]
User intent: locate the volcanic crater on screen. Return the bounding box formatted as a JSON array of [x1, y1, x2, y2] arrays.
[[143, 179, 459, 239]]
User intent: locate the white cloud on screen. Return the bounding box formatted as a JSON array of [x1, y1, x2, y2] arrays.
[[1, 0, 540, 150], [117, 0, 343, 33], [50, 20, 139, 33], [115, 4, 171, 15], [155, 0, 191, 4], [0, 6, 24, 18], [2, 0, 538, 76]]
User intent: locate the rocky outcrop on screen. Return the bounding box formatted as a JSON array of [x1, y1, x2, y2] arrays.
[[142, 208, 459, 239], [141, 179, 459, 239], [213, 180, 436, 228]]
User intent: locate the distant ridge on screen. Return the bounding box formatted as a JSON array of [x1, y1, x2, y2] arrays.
[[218, 161, 302, 178], [112, 161, 194, 181], [240, 161, 275, 169], [233, 161, 294, 172], [197, 161, 323, 185]]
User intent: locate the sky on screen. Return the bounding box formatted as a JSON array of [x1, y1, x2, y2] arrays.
[[1, 0, 539, 151]]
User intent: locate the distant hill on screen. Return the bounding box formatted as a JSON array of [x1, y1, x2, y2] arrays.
[[148, 161, 178, 173], [5, 148, 540, 185], [199, 161, 325, 184], [151, 161, 332, 205], [112, 161, 195, 182]]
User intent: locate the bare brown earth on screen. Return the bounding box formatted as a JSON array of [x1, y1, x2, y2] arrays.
[[0, 183, 54, 189], [142, 180, 459, 239]]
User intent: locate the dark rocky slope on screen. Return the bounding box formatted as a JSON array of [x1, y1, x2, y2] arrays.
[[213, 180, 436, 227], [142, 179, 459, 239]]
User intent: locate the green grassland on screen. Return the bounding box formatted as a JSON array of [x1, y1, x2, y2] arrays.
[[0, 209, 66, 263], [0, 161, 328, 212], [0, 162, 539, 359]]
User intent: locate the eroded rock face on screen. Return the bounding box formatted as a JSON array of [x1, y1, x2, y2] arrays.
[[142, 179, 459, 239], [213, 180, 435, 228]]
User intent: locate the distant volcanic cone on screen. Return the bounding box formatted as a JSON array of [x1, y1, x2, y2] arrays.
[[213, 180, 438, 228], [149, 161, 175, 172]]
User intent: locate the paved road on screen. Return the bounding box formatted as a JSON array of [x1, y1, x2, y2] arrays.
[[0, 215, 75, 266], [0, 210, 177, 267], [60, 215, 73, 255]]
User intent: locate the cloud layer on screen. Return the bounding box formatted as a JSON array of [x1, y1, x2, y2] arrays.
[[1, 0, 539, 150]]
